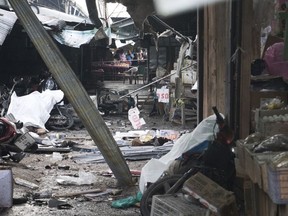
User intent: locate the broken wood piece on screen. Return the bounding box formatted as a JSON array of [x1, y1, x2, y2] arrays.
[[0, 161, 29, 169], [84, 189, 122, 198], [36, 128, 47, 135], [52, 188, 103, 198], [65, 137, 92, 140], [36, 147, 71, 153], [14, 177, 39, 189], [130, 170, 141, 176]]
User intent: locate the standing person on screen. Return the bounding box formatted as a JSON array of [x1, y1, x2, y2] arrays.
[[131, 53, 139, 67], [142, 48, 147, 61], [114, 49, 126, 62], [126, 50, 134, 65], [118, 49, 126, 62]]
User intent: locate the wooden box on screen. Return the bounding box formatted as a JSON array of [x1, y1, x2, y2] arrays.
[[254, 109, 288, 136]]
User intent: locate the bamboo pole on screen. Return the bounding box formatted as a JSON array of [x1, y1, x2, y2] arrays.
[[119, 64, 192, 99], [9, 0, 132, 186]]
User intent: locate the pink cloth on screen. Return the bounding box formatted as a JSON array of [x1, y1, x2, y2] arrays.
[[263, 42, 288, 79]]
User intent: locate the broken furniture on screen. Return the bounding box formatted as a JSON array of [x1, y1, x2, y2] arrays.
[[135, 65, 148, 84], [122, 67, 138, 84]]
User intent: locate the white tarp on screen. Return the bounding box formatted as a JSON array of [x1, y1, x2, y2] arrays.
[[52, 28, 98, 48], [139, 114, 219, 193], [7, 90, 64, 129]]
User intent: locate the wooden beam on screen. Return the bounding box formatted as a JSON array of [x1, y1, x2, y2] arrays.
[[203, 3, 229, 117], [9, 0, 132, 186]]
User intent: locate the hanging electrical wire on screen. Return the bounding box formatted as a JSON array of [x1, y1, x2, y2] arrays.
[[106, 3, 120, 20]]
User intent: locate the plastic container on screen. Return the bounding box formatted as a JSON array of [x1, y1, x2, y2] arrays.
[[268, 165, 288, 204], [0, 167, 13, 208], [151, 194, 207, 216]]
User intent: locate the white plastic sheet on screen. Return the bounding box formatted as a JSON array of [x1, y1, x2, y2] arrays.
[[139, 114, 219, 193], [154, 0, 229, 16], [7, 90, 64, 129]]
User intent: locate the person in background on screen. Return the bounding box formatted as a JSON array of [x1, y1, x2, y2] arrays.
[[142, 48, 147, 61], [118, 49, 126, 61], [114, 49, 126, 62], [126, 50, 134, 66], [131, 53, 139, 67]]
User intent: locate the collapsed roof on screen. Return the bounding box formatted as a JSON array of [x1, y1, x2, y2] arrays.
[[0, 5, 97, 48], [0, 2, 139, 48], [104, 0, 155, 30]]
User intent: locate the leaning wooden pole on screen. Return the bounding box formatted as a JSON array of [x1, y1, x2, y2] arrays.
[[9, 0, 132, 186]]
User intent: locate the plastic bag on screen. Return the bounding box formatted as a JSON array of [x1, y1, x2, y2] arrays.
[[253, 134, 288, 153], [263, 42, 288, 79], [244, 132, 265, 145], [111, 191, 142, 209], [56, 170, 97, 185], [139, 114, 219, 193], [270, 152, 288, 168]]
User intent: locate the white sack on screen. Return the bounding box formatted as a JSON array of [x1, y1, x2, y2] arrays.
[[7, 90, 64, 129], [139, 114, 219, 193]]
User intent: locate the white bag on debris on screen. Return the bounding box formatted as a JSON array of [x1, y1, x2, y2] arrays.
[[7, 90, 64, 129], [56, 170, 97, 185], [139, 114, 219, 193]]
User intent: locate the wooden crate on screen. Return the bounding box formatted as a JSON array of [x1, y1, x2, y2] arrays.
[[244, 146, 280, 187], [268, 165, 288, 204], [235, 158, 246, 177], [261, 161, 269, 194], [253, 153, 279, 190], [250, 91, 288, 111], [254, 109, 288, 136], [235, 140, 246, 169], [244, 147, 258, 183]]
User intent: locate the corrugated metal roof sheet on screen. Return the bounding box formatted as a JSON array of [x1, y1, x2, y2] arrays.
[[33, 6, 93, 24], [0, 9, 17, 45], [0, 5, 138, 48]]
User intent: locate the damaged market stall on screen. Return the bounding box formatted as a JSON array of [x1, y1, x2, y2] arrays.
[[8, 0, 132, 186]]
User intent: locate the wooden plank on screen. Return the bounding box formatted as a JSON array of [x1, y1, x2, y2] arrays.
[[53, 189, 103, 198], [203, 3, 229, 117]]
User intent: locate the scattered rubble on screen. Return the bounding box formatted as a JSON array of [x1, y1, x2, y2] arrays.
[[0, 107, 195, 216]]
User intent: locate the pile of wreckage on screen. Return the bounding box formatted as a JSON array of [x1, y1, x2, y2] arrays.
[[0, 103, 241, 216]]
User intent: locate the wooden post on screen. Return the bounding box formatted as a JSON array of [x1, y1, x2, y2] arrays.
[[9, 0, 132, 186], [239, 0, 254, 139], [279, 10, 288, 60]]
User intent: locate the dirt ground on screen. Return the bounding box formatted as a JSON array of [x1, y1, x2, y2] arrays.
[[0, 102, 196, 216]]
